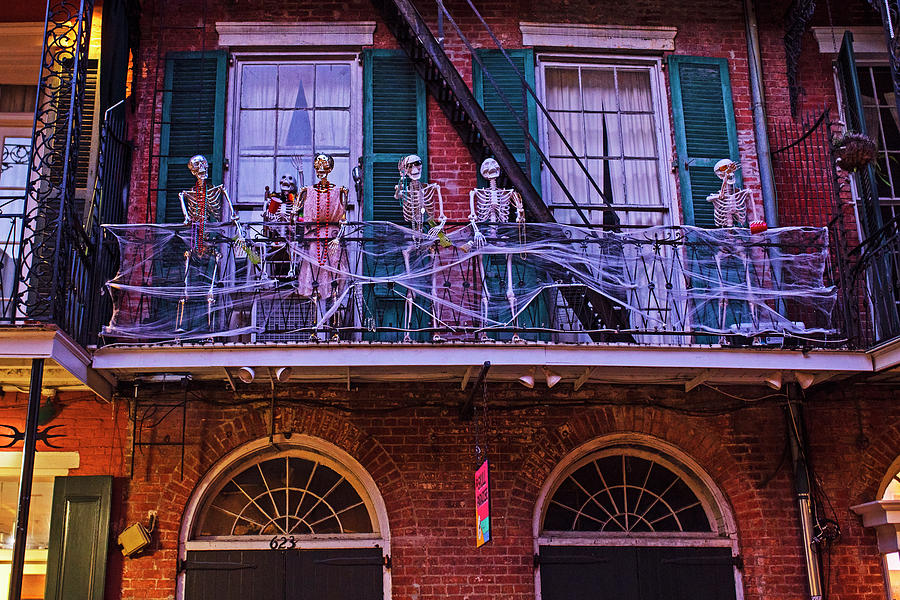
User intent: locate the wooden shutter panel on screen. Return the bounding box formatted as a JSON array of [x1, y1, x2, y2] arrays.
[[668, 56, 740, 228], [157, 50, 227, 223], [472, 49, 541, 187], [836, 31, 883, 240], [363, 49, 427, 223], [44, 475, 112, 600]]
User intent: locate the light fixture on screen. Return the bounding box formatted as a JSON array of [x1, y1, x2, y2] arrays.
[[795, 371, 816, 390], [237, 367, 255, 384], [764, 371, 782, 390], [517, 367, 535, 389], [275, 367, 292, 382], [543, 367, 562, 388]]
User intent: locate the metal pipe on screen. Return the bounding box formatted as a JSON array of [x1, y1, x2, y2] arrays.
[[786, 384, 823, 600], [743, 0, 779, 227], [7, 358, 45, 600]]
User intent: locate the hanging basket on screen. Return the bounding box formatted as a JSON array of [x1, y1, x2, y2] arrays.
[[833, 132, 878, 172]]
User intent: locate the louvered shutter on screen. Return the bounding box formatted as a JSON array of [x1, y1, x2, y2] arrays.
[[668, 56, 740, 228], [472, 49, 540, 188], [363, 49, 427, 222], [157, 50, 227, 223], [836, 31, 883, 240], [44, 476, 112, 600]]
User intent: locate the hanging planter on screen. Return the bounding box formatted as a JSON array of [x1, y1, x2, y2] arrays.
[[833, 132, 878, 172]]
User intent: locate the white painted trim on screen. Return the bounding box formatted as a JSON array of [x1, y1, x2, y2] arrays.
[[531, 434, 742, 600], [851, 500, 900, 553], [216, 22, 376, 48], [812, 27, 885, 55], [878, 456, 900, 499], [520, 23, 677, 52], [0, 327, 113, 399], [92, 343, 874, 374], [177, 434, 390, 600], [0, 451, 79, 478]]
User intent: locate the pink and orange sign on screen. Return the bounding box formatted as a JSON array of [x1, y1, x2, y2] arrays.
[[475, 459, 491, 547]]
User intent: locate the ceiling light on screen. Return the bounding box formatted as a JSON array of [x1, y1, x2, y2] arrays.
[[795, 371, 815, 390], [543, 367, 562, 388], [275, 367, 292, 382], [237, 367, 255, 384], [764, 371, 782, 390], [518, 368, 535, 389]]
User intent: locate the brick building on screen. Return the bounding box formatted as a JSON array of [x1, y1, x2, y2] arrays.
[[0, 0, 900, 599]]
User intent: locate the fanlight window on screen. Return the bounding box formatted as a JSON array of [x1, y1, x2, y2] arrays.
[[543, 452, 714, 533], [195, 454, 375, 537]]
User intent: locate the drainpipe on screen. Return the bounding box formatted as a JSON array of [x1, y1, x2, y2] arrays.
[[743, 0, 779, 227], [786, 383, 824, 600]]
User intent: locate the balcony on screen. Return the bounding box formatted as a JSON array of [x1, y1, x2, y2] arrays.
[[101, 220, 840, 349]]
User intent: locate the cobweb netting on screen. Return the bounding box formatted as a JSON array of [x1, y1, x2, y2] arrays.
[[101, 221, 838, 345]]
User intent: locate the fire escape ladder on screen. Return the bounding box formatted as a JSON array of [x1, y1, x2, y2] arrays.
[[370, 0, 551, 222], [370, 0, 634, 342]]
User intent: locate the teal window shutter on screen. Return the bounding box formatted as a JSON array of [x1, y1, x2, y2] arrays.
[[835, 31, 883, 240], [668, 56, 740, 228], [158, 50, 227, 223], [472, 49, 540, 188], [44, 475, 113, 600], [363, 49, 427, 223]]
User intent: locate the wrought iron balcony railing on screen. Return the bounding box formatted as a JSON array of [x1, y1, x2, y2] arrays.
[[101, 220, 840, 347]]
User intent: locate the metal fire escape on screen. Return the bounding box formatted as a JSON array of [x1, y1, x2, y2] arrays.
[[369, 0, 634, 340]]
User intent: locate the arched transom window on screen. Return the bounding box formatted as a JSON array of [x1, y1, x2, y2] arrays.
[[541, 446, 724, 536], [194, 452, 376, 538]]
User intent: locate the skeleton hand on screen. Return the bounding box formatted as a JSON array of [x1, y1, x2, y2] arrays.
[[470, 217, 486, 249], [428, 215, 447, 240], [328, 219, 348, 253]]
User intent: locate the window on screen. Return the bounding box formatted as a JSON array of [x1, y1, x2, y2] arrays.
[[858, 65, 900, 223], [229, 59, 357, 222], [539, 60, 670, 227]]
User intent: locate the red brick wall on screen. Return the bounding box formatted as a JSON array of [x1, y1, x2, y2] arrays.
[[126, 0, 855, 227], [1, 381, 893, 600]]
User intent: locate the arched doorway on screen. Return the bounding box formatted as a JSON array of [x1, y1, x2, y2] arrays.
[[178, 435, 389, 600], [534, 435, 741, 600]]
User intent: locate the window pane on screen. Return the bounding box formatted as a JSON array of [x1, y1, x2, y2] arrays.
[[239, 110, 275, 152], [548, 111, 584, 156], [241, 65, 277, 108], [316, 64, 351, 108], [620, 114, 657, 158], [545, 68, 581, 110], [238, 156, 273, 202], [315, 110, 350, 154], [0, 137, 30, 189], [584, 113, 619, 158], [278, 110, 313, 154], [617, 70, 653, 112], [580, 68, 615, 112], [624, 159, 662, 206], [279, 65, 315, 109]]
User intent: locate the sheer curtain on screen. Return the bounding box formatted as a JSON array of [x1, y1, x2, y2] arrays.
[[544, 65, 663, 228]]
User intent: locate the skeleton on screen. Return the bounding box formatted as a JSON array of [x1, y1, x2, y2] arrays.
[[468, 158, 525, 249], [296, 154, 349, 339], [706, 159, 750, 228], [394, 155, 446, 237], [262, 174, 302, 279], [394, 155, 447, 342], [175, 155, 239, 334], [467, 158, 527, 341], [705, 159, 758, 335]]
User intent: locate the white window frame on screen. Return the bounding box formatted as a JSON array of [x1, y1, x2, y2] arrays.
[[225, 51, 364, 222], [535, 53, 679, 227], [532, 434, 742, 600], [177, 434, 390, 600]]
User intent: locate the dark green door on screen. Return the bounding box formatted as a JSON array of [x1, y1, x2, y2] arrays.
[[183, 548, 383, 600], [539, 546, 737, 600]]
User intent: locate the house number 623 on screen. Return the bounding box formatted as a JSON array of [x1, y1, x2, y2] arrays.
[[269, 535, 297, 549]]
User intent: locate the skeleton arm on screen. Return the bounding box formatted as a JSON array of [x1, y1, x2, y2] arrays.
[[179, 191, 191, 224], [329, 187, 350, 250], [512, 191, 525, 223], [468, 189, 485, 248]]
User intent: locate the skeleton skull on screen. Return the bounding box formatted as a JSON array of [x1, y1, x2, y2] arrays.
[[314, 154, 334, 180], [713, 159, 738, 186], [188, 155, 209, 180], [399, 155, 424, 181], [279, 174, 297, 194], [480, 158, 501, 180]]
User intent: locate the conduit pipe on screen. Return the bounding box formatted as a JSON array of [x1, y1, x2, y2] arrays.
[[743, 0, 779, 227]]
